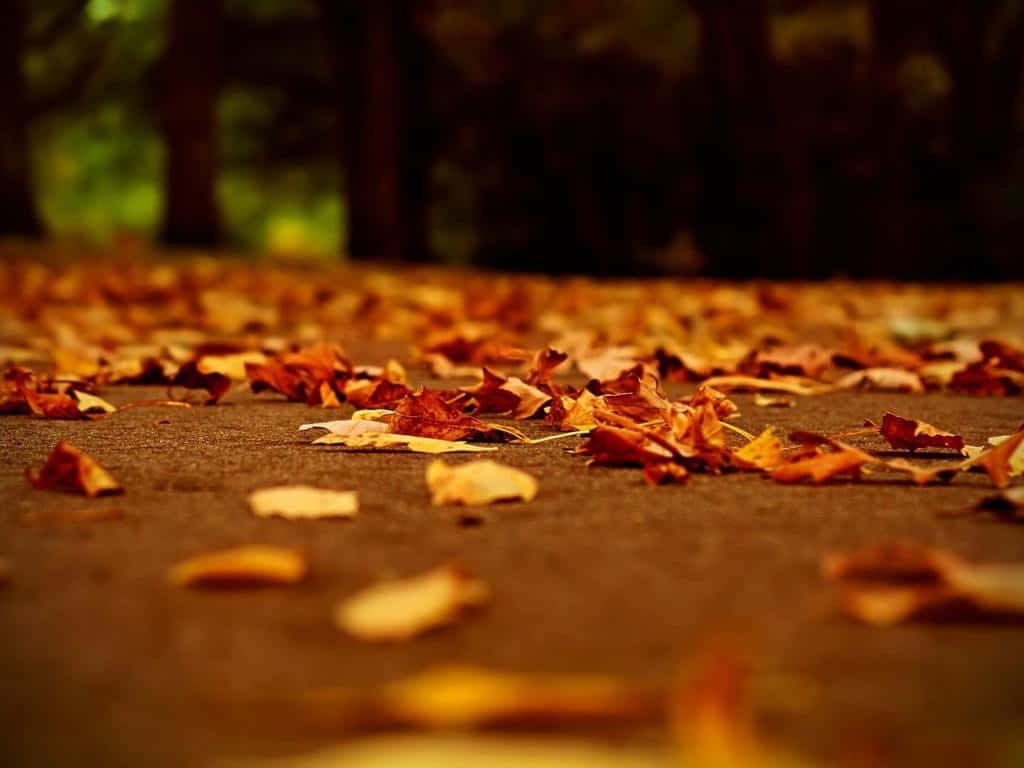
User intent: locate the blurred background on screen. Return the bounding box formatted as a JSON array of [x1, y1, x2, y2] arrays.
[[2, 0, 1023, 278]]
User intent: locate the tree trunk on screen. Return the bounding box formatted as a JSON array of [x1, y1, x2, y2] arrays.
[[322, 0, 430, 262], [159, 0, 222, 247], [0, 0, 42, 237]]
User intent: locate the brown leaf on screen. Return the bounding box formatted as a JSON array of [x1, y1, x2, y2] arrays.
[[171, 359, 232, 404], [426, 459, 538, 506], [772, 443, 873, 484], [169, 546, 307, 588], [335, 564, 489, 642], [246, 343, 351, 405], [579, 425, 675, 467], [879, 412, 964, 452], [27, 440, 122, 497], [388, 389, 501, 442], [461, 368, 551, 419], [21, 386, 84, 420]]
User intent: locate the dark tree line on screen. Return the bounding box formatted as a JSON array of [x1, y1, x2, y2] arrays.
[[2, 0, 1024, 278]]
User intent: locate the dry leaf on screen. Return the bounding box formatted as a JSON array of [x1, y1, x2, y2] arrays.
[[426, 459, 538, 506], [248, 485, 358, 520], [835, 368, 925, 393], [21, 387, 84, 420], [772, 443, 873, 484], [299, 419, 390, 436], [197, 351, 267, 380], [303, 664, 664, 730], [171, 359, 233, 404], [460, 368, 551, 419], [27, 440, 122, 497], [169, 546, 307, 588], [335, 565, 489, 641], [389, 389, 502, 442], [878, 412, 965, 452], [72, 390, 117, 414], [824, 544, 1024, 625], [965, 429, 1024, 488], [732, 428, 784, 472], [313, 432, 497, 454]]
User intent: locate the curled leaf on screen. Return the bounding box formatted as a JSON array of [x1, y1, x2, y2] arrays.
[[426, 459, 538, 506], [27, 440, 122, 497], [772, 442, 873, 485], [169, 546, 306, 588], [248, 485, 358, 520], [72, 390, 117, 414], [879, 412, 964, 452], [335, 564, 489, 642], [964, 429, 1024, 488]]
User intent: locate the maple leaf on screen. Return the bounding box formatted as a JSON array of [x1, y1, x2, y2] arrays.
[[878, 412, 965, 452], [246, 343, 351, 405], [460, 367, 551, 419], [388, 388, 504, 442], [426, 459, 538, 506], [525, 346, 569, 388], [579, 425, 675, 466], [27, 440, 122, 497], [335, 564, 489, 642]]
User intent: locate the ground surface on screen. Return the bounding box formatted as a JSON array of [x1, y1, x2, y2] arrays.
[[2, 383, 1023, 767]]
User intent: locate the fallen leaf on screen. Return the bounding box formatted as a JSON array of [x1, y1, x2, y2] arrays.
[[171, 359, 233, 404], [303, 664, 664, 730], [313, 433, 498, 454], [197, 351, 267, 380], [824, 543, 1024, 625], [426, 459, 538, 506], [834, 368, 925, 393], [388, 389, 501, 442], [772, 442, 873, 485], [246, 343, 350, 405], [299, 419, 390, 436], [72, 390, 117, 414], [169, 546, 307, 588], [878, 412, 965, 452], [461, 368, 551, 419], [578, 425, 675, 467], [335, 565, 489, 641], [248, 485, 358, 520], [21, 387, 84, 420], [732, 428, 784, 472], [965, 429, 1024, 488], [27, 440, 122, 497]]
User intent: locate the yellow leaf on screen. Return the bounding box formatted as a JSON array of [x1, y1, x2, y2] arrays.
[[336, 565, 489, 642], [169, 546, 306, 588], [313, 433, 497, 454], [426, 459, 538, 506], [72, 390, 117, 414], [248, 485, 358, 520]]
